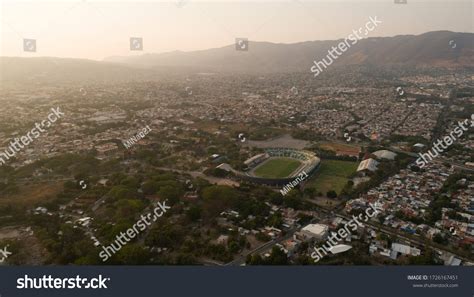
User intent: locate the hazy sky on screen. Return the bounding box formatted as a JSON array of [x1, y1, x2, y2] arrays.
[[1, 0, 472, 60]]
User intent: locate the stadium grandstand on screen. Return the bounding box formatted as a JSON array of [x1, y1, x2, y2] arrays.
[[221, 148, 321, 186]]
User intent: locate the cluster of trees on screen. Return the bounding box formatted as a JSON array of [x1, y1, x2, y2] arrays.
[[394, 210, 425, 225], [291, 130, 325, 142], [204, 167, 229, 178], [311, 147, 358, 162], [426, 172, 469, 225], [146, 224, 185, 248], [246, 127, 284, 141], [0, 165, 18, 194], [246, 246, 289, 265], [0, 180, 18, 194], [31, 214, 100, 264], [0, 152, 101, 182], [0, 239, 28, 265], [204, 235, 247, 263], [407, 248, 439, 265]]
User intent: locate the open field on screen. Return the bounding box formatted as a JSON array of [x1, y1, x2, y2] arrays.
[[253, 157, 301, 178], [306, 159, 358, 195], [245, 134, 310, 150], [306, 196, 341, 209], [318, 141, 361, 157], [0, 182, 63, 206]]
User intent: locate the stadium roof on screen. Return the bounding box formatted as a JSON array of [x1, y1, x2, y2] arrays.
[[244, 153, 267, 165], [357, 158, 379, 172], [216, 163, 232, 172], [373, 150, 397, 160], [329, 244, 352, 255]]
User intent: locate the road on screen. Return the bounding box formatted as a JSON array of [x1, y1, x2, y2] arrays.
[[91, 193, 109, 212], [225, 225, 300, 266]]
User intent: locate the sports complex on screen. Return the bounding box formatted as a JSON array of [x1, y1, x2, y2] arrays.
[[233, 148, 321, 186]]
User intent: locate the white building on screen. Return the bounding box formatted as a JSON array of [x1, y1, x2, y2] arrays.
[[391, 243, 421, 258], [329, 244, 352, 255], [357, 158, 379, 173], [296, 224, 328, 241]]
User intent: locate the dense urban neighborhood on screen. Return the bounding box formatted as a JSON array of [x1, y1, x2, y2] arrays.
[[0, 65, 472, 266]]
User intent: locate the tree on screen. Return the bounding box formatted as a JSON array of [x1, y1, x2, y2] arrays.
[[326, 190, 337, 198], [186, 206, 202, 222], [145, 224, 185, 248], [228, 241, 240, 254], [266, 246, 289, 265], [116, 244, 151, 264], [267, 213, 283, 228], [114, 199, 146, 221], [408, 248, 437, 265], [433, 233, 448, 245], [142, 180, 160, 195], [246, 254, 264, 265], [158, 185, 182, 205], [201, 185, 238, 217], [303, 187, 316, 198], [269, 192, 283, 205], [108, 185, 137, 201], [283, 190, 302, 209], [174, 253, 197, 265], [295, 255, 312, 265]]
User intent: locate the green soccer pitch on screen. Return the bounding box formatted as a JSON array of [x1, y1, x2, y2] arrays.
[[253, 157, 302, 178]]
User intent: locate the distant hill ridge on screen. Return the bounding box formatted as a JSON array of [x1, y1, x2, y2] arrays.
[[103, 31, 474, 72], [1, 31, 472, 83]]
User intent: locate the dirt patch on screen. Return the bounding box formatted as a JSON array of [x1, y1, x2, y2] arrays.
[[0, 226, 21, 240], [307, 197, 343, 209], [319, 141, 361, 157], [245, 134, 310, 150], [0, 225, 48, 265], [0, 182, 63, 206]]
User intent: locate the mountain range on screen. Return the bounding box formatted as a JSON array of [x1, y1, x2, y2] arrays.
[[103, 31, 473, 73], [1, 31, 472, 84]]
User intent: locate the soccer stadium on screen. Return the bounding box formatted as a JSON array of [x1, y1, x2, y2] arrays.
[[236, 148, 321, 186]]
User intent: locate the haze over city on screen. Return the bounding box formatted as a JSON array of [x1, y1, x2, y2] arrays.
[[0, 1, 473, 296], [1, 0, 472, 60]]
